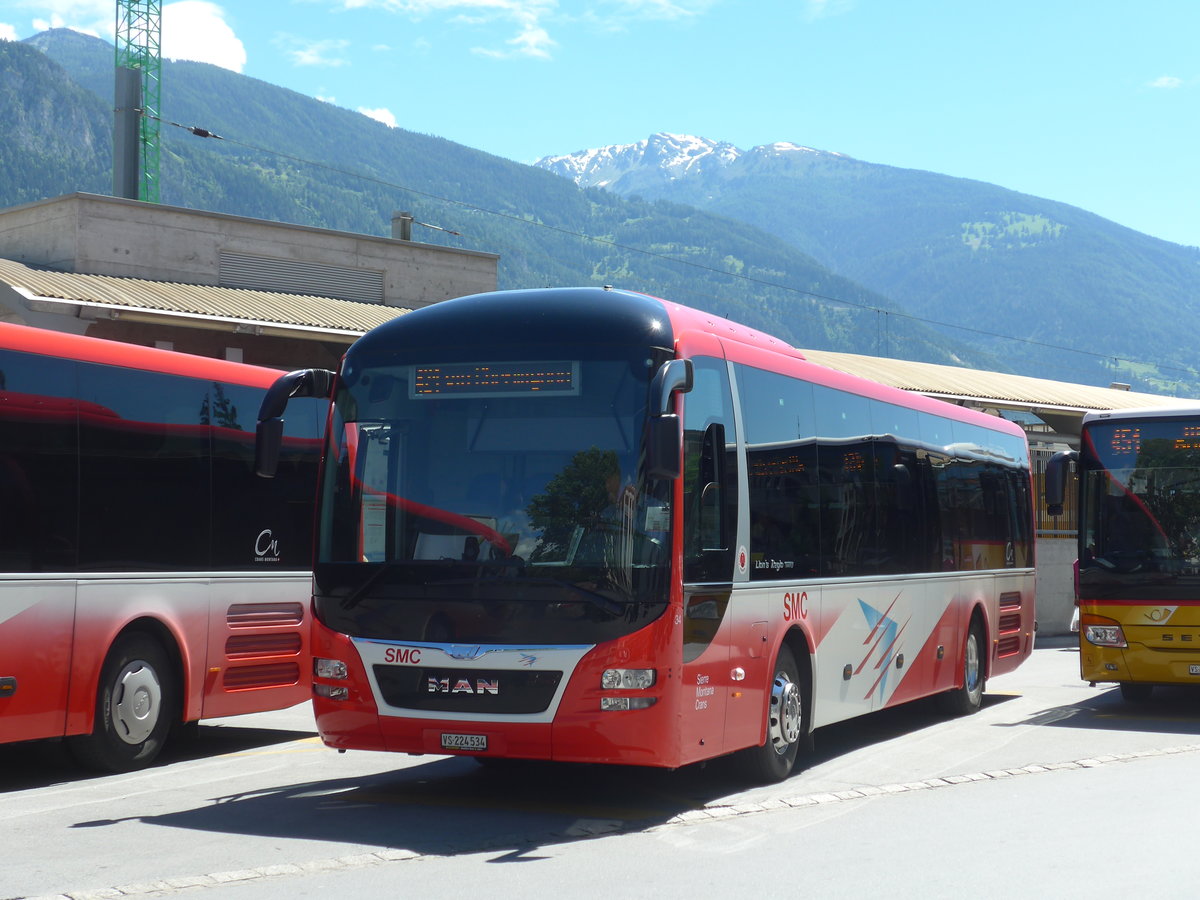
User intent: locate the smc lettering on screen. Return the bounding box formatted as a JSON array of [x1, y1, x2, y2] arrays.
[[783, 591, 808, 622], [384, 647, 422, 664]]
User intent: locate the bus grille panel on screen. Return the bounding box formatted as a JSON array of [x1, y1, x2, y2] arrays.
[[372, 665, 563, 714]]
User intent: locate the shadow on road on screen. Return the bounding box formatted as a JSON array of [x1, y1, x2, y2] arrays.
[[58, 694, 1022, 861], [0, 722, 315, 793]]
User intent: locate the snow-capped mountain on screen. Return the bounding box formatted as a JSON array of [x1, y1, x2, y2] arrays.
[[535, 132, 847, 190]]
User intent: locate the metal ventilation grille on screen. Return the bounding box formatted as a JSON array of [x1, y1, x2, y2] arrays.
[[219, 251, 384, 304]]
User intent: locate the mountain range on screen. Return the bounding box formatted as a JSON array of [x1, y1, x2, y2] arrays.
[[4, 30, 1199, 396], [537, 133, 1200, 395]]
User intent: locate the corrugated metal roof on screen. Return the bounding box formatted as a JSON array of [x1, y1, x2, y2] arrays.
[[802, 348, 1194, 413], [0, 257, 407, 337], [2, 255, 1191, 413]]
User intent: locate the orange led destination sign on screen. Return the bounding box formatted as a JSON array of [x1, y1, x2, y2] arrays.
[[412, 362, 579, 399]]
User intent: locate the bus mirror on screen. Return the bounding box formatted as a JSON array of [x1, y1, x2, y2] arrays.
[[1044, 449, 1078, 516], [650, 359, 693, 416], [255, 418, 284, 478], [646, 413, 682, 480], [255, 368, 335, 479]]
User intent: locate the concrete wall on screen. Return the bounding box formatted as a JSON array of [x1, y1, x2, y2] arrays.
[[1036, 537, 1077, 637], [0, 193, 498, 309]]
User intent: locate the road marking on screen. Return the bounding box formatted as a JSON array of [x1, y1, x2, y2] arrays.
[[28, 740, 1200, 899]]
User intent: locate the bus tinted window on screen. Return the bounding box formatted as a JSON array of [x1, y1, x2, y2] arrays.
[[0, 349, 79, 572], [78, 365, 211, 571], [212, 388, 321, 569]]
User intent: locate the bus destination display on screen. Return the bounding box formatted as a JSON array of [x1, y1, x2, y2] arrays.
[[1102, 423, 1200, 457], [412, 362, 578, 399]]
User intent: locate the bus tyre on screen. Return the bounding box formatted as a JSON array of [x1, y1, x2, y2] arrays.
[[1119, 683, 1153, 702], [938, 620, 985, 716], [736, 645, 806, 784], [67, 633, 176, 773]]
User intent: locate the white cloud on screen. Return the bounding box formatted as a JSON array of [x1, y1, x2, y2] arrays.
[[25, 2, 111, 38], [802, 0, 855, 21], [32, 12, 101, 38], [1148, 75, 1183, 89], [359, 106, 398, 127], [0, 23, 18, 41], [162, 2, 247, 72], [275, 34, 351, 67], [472, 21, 555, 59]]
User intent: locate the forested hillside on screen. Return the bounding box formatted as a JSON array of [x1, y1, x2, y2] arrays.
[[0, 29, 1004, 375], [539, 134, 1200, 394]]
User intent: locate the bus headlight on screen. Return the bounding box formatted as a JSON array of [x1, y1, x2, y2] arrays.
[[1082, 615, 1127, 648], [601, 668, 656, 690], [315, 658, 348, 680]]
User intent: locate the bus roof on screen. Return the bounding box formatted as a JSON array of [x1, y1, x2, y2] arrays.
[[0, 321, 284, 388]]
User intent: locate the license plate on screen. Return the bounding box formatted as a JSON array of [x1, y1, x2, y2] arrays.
[[441, 733, 487, 751], [1190, 665, 1200, 676]]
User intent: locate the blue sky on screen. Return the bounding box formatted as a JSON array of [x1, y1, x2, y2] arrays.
[[3, 0, 1198, 247]]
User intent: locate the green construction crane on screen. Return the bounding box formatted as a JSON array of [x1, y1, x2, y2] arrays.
[[113, 0, 162, 203]]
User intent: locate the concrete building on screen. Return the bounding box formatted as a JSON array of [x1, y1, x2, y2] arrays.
[[0, 193, 497, 371]]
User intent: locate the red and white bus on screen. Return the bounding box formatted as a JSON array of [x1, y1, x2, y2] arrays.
[[0, 322, 321, 771], [257, 287, 1036, 782]]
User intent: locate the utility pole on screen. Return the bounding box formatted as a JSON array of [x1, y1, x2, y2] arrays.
[[113, 0, 162, 203]]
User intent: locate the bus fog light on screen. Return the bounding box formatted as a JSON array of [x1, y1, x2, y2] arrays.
[[601, 696, 657, 711], [314, 683, 350, 701], [601, 668, 656, 690], [315, 658, 349, 680]]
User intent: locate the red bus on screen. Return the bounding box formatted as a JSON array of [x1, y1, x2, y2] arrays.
[[257, 287, 1036, 782], [0, 322, 321, 771]]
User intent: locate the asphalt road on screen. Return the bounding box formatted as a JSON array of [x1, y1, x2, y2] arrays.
[[5, 636, 1200, 899]]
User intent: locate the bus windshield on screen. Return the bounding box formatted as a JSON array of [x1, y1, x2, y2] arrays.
[[313, 348, 674, 644], [1080, 418, 1200, 598]]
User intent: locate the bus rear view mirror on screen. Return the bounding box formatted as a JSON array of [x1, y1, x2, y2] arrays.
[[647, 414, 682, 480], [255, 418, 285, 478], [255, 368, 335, 478], [1044, 449, 1078, 516]]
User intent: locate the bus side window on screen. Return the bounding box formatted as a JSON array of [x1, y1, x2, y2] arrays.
[[683, 358, 736, 583]]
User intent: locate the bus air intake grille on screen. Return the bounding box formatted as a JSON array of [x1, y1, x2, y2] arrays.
[[373, 665, 563, 714], [223, 662, 301, 690], [226, 602, 305, 628], [225, 633, 303, 659]]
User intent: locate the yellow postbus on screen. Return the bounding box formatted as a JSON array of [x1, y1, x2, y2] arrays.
[[1046, 405, 1200, 700]]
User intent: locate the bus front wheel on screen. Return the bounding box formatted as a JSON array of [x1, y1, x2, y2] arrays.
[[68, 633, 176, 772], [1119, 683, 1153, 702], [736, 645, 807, 783]]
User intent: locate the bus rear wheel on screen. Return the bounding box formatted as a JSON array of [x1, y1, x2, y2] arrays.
[[67, 633, 176, 772], [938, 620, 985, 716], [736, 645, 806, 784]]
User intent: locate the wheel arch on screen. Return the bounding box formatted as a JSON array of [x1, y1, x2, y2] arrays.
[[69, 616, 189, 736]]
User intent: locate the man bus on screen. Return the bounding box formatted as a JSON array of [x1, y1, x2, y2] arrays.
[[257, 287, 1035, 783]]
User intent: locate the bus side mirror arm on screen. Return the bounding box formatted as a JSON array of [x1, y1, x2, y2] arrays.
[[255, 368, 335, 478], [1044, 449, 1078, 516], [646, 359, 694, 480]]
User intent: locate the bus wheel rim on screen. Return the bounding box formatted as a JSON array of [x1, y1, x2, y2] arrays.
[[965, 634, 981, 695], [769, 672, 802, 753], [111, 660, 162, 746]]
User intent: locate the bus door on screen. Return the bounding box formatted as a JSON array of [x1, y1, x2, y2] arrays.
[[677, 336, 744, 760]]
